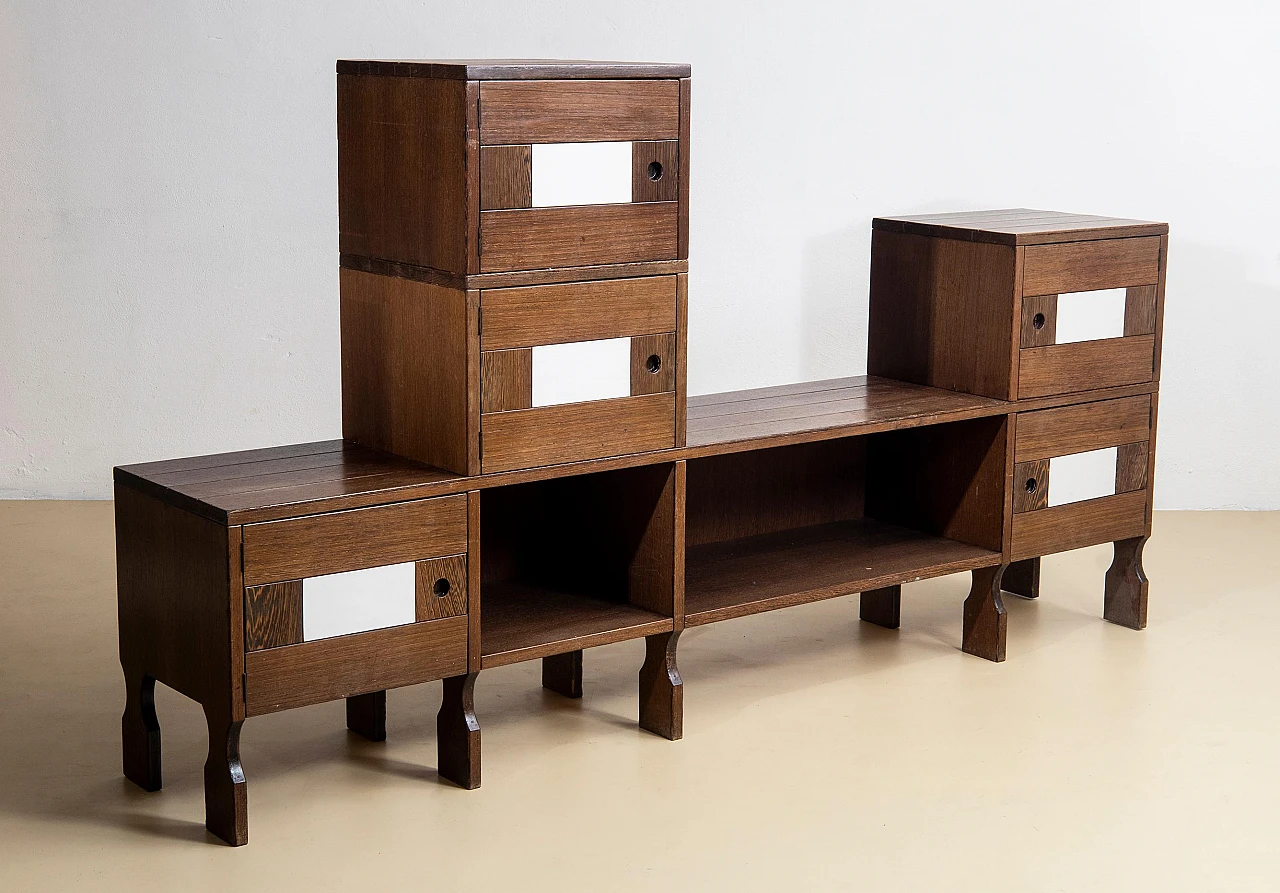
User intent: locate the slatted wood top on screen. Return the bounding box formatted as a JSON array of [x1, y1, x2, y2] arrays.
[[873, 209, 1168, 245], [336, 60, 691, 80]]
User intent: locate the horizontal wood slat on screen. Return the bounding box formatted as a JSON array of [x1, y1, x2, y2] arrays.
[[479, 203, 678, 272], [479, 80, 680, 144], [480, 276, 677, 350], [242, 495, 468, 586], [243, 616, 468, 715], [481, 393, 675, 473], [1015, 395, 1152, 461], [1022, 236, 1161, 295], [1010, 490, 1147, 561], [1018, 335, 1155, 399]]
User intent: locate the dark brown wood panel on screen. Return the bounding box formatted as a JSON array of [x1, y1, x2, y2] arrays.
[[340, 252, 689, 291], [340, 268, 474, 475], [481, 393, 675, 473], [1020, 294, 1057, 348], [416, 554, 468, 621], [1116, 441, 1150, 493], [632, 140, 679, 203], [677, 79, 690, 259], [675, 273, 688, 446], [1022, 237, 1161, 296], [480, 349, 532, 412], [480, 145, 531, 210], [1010, 490, 1147, 561], [244, 616, 468, 715], [1012, 460, 1049, 513], [243, 582, 303, 651], [1015, 395, 1151, 461], [1018, 335, 1155, 399], [338, 60, 691, 80], [1125, 285, 1158, 336], [480, 275, 677, 350], [479, 203, 678, 272], [242, 495, 468, 586], [630, 333, 676, 396], [479, 79, 680, 144], [873, 209, 1168, 246]]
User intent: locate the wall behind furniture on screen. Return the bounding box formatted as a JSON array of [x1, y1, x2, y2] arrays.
[[2, 1, 1276, 508]]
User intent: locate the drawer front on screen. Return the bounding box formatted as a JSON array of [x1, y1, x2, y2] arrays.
[[1017, 237, 1160, 398], [477, 80, 682, 272], [1010, 396, 1152, 560]]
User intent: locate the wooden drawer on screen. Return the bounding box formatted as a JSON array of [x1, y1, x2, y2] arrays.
[[1010, 396, 1153, 560]]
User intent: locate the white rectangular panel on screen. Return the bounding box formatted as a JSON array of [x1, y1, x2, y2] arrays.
[[1048, 447, 1118, 507], [532, 337, 631, 407], [531, 142, 632, 207], [1055, 288, 1127, 344], [302, 562, 416, 642]]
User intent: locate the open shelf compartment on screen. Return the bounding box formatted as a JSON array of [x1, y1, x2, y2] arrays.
[[479, 463, 679, 668], [684, 415, 1008, 626]]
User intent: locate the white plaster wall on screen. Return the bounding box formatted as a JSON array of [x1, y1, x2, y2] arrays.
[[2, 0, 1277, 507]]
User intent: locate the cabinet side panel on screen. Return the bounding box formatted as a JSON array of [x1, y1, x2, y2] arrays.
[[868, 230, 1016, 400], [340, 269, 470, 473]]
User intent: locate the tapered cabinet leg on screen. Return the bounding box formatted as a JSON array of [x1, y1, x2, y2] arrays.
[[202, 705, 247, 846], [638, 631, 682, 740], [437, 673, 480, 790], [1104, 536, 1149, 630], [121, 669, 162, 791], [860, 585, 902, 629], [346, 690, 387, 741], [962, 565, 1008, 662], [1003, 556, 1041, 599], [542, 650, 583, 699]]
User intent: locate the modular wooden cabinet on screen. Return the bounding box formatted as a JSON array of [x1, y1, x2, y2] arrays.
[[115, 62, 1167, 847]]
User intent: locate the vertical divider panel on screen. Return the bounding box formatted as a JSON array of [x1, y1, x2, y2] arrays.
[[467, 491, 482, 672]]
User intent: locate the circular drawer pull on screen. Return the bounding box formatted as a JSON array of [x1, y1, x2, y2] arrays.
[[647, 161, 663, 181], [432, 578, 451, 598], [1032, 312, 1046, 330], [645, 354, 662, 374], [1024, 477, 1039, 494]]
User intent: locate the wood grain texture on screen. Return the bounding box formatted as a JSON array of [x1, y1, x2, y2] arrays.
[[675, 273, 688, 446], [340, 254, 690, 292], [1104, 536, 1149, 629], [479, 203, 678, 273], [873, 209, 1168, 246], [242, 495, 467, 586], [338, 59, 691, 80], [1010, 490, 1147, 561], [481, 392, 675, 473], [340, 268, 474, 474], [337, 73, 467, 272], [464, 81, 480, 276], [638, 631, 682, 739], [630, 333, 676, 396], [466, 491, 482, 670], [480, 145, 531, 210], [415, 554, 468, 621], [1020, 294, 1057, 348], [480, 275, 677, 350], [480, 349, 532, 412], [345, 690, 387, 741], [1116, 441, 1150, 493], [1018, 335, 1155, 399], [1125, 285, 1158, 336], [632, 140, 679, 203], [479, 79, 680, 144], [243, 616, 468, 715], [1022, 237, 1161, 295], [677, 78, 690, 259], [541, 650, 583, 698], [859, 585, 902, 629], [243, 582, 303, 651], [1002, 556, 1040, 599], [1015, 396, 1151, 462], [1012, 459, 1049, 513], [962, 565, 1007, 662], [437, 672, 481, 789], [868, 230, 1018, 400]]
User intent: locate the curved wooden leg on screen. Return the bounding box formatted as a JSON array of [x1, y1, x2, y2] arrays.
[[542, 650, 583, 698], [122, 668, 161, 791], [1104, 536, 1149, 630], [1003, 556, 1040, 599], [638, 631, 682, 740], [437, 673, 480, 790], [962, 565, 1008, 662], [860, 585, 901, 629], [203, 705, 247, 846], [346, 690, 387, 741]]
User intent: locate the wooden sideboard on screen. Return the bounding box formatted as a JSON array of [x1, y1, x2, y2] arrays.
[[114, 61, 1166, 845]]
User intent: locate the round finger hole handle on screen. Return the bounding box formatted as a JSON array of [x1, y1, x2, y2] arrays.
[[432, 578, 451, 598], [647, 161, 663, 181], [645, 354, 662, 374], [1032, 312, 1046, 330], [1024, 478, 1039, 494]]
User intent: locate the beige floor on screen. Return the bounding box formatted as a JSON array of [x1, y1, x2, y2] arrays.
[[1, 503, 1277, 891]]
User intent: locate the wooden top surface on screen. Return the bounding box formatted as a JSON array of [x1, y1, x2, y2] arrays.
[[117, 376, 1155, 526], [872, 209, 1168, 245], [336, 59, 691, 80]]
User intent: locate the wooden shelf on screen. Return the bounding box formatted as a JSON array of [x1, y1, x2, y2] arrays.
[[685, 518, 1001, 627], [480, 581, 673, 668]]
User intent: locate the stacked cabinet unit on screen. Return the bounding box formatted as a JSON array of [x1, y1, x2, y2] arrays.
[[113, 62, 1166, 846]]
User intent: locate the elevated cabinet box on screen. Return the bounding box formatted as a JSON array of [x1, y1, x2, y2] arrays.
[[337, 59, 691, 283], [868, 210, 1168, 401]]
